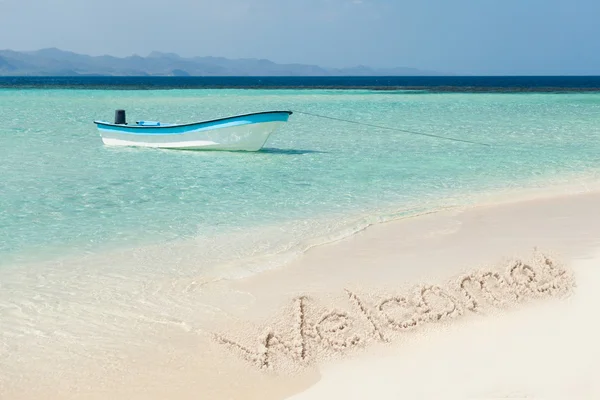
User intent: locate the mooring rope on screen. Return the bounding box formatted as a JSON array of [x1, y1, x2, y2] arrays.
[[293, 110, 491, 147]]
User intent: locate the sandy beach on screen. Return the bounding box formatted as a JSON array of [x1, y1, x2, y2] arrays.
[[2, 189, 600, 399], [228, 190, 600, 400]]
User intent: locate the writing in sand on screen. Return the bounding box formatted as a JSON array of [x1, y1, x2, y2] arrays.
[[213, 251, 575, 371]]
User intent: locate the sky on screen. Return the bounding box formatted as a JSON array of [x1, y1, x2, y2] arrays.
[[0, 0, 599, 75]]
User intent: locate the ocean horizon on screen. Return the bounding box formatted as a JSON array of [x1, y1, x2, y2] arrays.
[[2, 75, 600, 91]]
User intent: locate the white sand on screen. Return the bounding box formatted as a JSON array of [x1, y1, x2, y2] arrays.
[[2, 191, 600, 399], [287, 256, 600, 400], [229, 191, 600, 399]]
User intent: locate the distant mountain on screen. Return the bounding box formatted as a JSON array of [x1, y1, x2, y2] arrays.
[[0, 48, 444, 76]]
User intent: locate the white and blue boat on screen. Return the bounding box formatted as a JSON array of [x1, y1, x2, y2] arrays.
[[94, 110, 293, 151]]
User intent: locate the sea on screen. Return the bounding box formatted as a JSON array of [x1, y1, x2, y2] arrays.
[[2, 76, 600, 275]]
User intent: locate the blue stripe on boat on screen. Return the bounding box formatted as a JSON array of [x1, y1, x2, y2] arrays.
[[94, 111, 292, 136]]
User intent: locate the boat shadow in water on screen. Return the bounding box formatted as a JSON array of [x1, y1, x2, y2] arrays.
[[259, 147, 328, 155], [104, 146, 326, 155]]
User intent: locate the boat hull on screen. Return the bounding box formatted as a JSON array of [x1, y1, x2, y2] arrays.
[[94, 111, 292, 151]]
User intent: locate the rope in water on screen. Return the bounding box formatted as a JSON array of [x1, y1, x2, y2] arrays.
[[293, 110, 491, 147]]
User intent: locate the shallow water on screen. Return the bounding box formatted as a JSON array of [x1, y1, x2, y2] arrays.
[[1, 89, 600, 272]]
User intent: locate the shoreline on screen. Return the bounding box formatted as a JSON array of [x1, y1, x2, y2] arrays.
[[3, 187, 600, 399], [3, 172, 600, 276]]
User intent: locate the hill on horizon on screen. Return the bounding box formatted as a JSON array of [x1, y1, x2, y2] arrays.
[[0, 48, 445, 77]]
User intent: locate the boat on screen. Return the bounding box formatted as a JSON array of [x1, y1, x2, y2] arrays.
[[93, 110, 293, 151]]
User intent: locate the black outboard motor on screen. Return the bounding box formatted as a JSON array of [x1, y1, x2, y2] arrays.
[[114, 109, 127, 125]]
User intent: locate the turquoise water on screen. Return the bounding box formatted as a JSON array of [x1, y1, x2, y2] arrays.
[[1, 89, 600, 270]]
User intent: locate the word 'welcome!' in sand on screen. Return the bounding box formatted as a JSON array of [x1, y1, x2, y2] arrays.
[[214, 251, 574, 372]]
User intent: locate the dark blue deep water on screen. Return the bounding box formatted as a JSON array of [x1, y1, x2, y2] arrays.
[[1, 76, 600, 91]]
